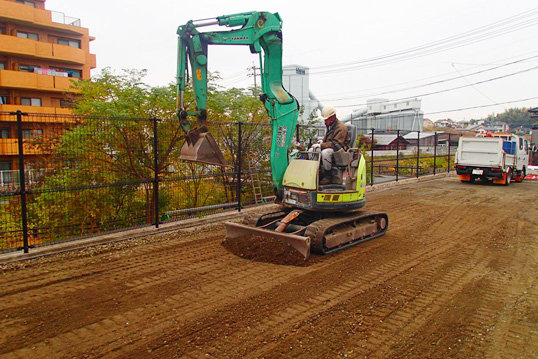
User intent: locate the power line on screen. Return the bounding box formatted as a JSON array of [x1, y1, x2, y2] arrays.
[[322, 54, 538, 102], [451, 62, 506, 111], [322, 49, 538, 99], [424, 96, 538, 115], [309, 7, 538, 75], [336, 63, 538, 108]]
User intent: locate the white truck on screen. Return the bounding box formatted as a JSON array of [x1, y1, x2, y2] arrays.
[[455, 133, 530, 185]]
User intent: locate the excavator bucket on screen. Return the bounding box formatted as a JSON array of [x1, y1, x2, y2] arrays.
[[224, 221, 312, 259], [180, 131, 227, 167]]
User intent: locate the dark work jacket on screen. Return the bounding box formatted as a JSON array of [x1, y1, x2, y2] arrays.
[[321, 119, 350, 151]]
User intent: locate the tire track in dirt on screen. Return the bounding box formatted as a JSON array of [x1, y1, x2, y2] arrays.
[[178, 233, 467, 358], [1, 178, 537, 359], [0, 212, 460, 359], [1, 179, 488, 358], [368, 250, 492, 358], [239, 234, 492, 359], [481, 207, 538, 359], [0, 230, 229, 310]]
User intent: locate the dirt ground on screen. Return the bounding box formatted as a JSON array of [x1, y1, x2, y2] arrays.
[[1, 176, 537, 359]]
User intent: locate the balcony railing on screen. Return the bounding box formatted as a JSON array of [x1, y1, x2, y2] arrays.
[[50, 11, 81, 27], [0, 138, 44, 155], [0, 69, 78, 92], [0, 34, 87, 65]]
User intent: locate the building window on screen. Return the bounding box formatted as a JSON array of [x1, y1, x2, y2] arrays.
[[16, 0, 36, 7], [0, 95, 8, 104], [0, 129, 9, 139], [20, 97, 41, 106], [22, 129, 43, 139], [58, 38, 81, 48], [52, 67, 82, 78], [17, 31, 39, 41], [66, 69, 81, 78], [0, 62, 5, 70], [0, 161, 11, 185], [60, 99, 73, 108], [18, 64, 39, 72]]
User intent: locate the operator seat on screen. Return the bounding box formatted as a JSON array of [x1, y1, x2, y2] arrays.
[[333, 124, 357, 167], [346, 124, 358, 149]]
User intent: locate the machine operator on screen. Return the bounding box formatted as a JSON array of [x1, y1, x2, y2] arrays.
[[310, 106, 350, 185]]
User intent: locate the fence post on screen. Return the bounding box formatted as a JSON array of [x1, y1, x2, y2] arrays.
[[396, 130, 400, 182], [447, 133, 451, 173], [416, 130, 420, 178], [237, 121, 242, 212], [12, 110, 30, 253], [153, 118, 160, 228], [370, 128, 374, 186], [433, 132, 438, 175]]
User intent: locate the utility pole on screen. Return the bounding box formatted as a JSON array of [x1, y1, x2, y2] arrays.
[[247, 63, 260, 94]]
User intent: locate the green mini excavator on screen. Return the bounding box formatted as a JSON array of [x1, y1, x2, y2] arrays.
[[176, 11, 388, 259]]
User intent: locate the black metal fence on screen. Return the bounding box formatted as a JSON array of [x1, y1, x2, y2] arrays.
[[0, 111, 459, 253]]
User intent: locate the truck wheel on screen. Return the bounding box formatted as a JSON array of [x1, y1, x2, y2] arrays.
[[519, 168, 526, 182]]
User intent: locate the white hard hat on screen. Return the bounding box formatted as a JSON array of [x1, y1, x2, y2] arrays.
[[321, 106, 336, 120]]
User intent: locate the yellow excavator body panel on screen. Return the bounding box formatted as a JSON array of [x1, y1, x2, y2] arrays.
[[282, 159, 318, 190]]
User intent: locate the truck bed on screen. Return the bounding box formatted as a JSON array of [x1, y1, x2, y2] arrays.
[[455, 137, 515, 168]]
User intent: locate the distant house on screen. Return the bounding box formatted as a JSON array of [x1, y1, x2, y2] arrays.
[[455, 120, 471, 129], [434, 119, 456, 128], [403, 131, 454, 148], [463, 124, 483, 133], [370, 134, 410, 150], [476, 122, 510, 135]]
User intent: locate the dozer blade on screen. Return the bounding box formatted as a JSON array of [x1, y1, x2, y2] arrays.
[[224, 222, 312, 259], [180, 131, 227, 167]]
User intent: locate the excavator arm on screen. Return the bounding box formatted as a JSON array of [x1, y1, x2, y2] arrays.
[[176, 11, 299, 197]]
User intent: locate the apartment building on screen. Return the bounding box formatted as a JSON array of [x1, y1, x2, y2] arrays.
[[0, 0, 96, 175]]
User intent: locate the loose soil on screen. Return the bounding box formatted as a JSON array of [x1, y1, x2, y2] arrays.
[[1, 177, 537, 359]]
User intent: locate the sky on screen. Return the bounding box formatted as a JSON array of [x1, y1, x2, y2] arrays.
[[45, 0, 538, 123]]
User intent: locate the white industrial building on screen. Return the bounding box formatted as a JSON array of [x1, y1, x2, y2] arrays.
[[282, 65, 319, 122], [352, 98, 424, 134]]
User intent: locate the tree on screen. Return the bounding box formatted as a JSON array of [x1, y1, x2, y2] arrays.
[[207, 86, 272, 203], [25, 68, 274, 241], [27, 69, 188, 240], [487, 108, 537, 129]]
